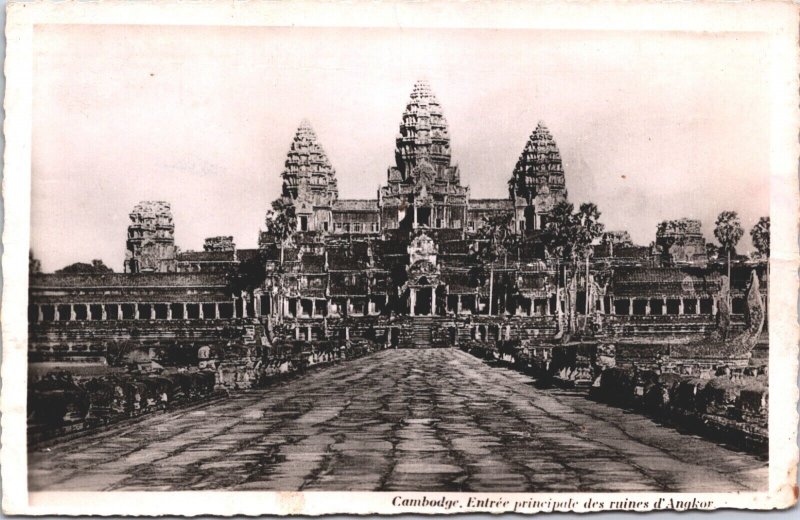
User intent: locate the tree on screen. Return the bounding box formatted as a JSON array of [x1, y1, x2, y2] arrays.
[[56, 259, 113, 274], [714, 210, 744, 299], [540, 201, 604, 334], [264, 199, 297, 266], [475, 213, 518, 266], [750, 216, 770, 259], [541, 201, 576, 265], [705, 242, 719, 262], [472, 213, 519, 315], [573, 203, 604, 262], [29, 250, 42, 274], [750, 216, 770, 319], [226, 249, 269, 318], [572, 203, 605, 327]]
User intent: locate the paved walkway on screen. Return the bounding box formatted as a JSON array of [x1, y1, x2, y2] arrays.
[[28, 349, 767, 492]]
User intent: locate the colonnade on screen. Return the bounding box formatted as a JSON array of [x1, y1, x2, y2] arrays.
[[30, 297, 258, 323], [609, 297, 718, 316]]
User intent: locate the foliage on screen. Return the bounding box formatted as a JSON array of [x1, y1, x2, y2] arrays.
[[540, 201, 604, 265], [705, 242, 719, 261], [469, 213, 519, 288], [226, 249, 269, 296], [264, 198, 297, 247], [541, 201, 576, 262], [750, 216, 770, 258], [29, 250, 42, 274], [56, 259, 113, 274], [713, 210, 744, 255], [572, 203, 604, 261], [473, 213, 519, 265]]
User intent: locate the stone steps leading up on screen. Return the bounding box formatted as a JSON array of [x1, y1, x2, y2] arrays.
[[411, 317, 433, 348]]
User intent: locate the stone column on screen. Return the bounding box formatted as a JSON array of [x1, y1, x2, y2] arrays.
[[413, 205, 418, 228], [69, 304, 77, 321], [283, 298, 289, 318], [214, 303, 220, 320], [150, 305, 156, 320], [645, 300, 651, 316], [431, 290, 437, 316], [117, 304, 123, 320], [712, 298, 718, 315], [37, 305, 44, 322], [678, 298, 684, 315], [662, 298, 667, 315], [54, 305, 61, 321], [345, 297, 351, 317], [198, 303, 204, 319], [166, 303, 172, 320], [295, 327, 300, 340], [134, 304, 140, 320], [241, 293, 248, 318], [409, 289, 416, 316], [311, 299, 317, 317], [345, 327, 350, 340], [695, 299, 701, 315], [307, 325, 312, 340], [100, 304, 107, 321], [628, 298, 633, 316]]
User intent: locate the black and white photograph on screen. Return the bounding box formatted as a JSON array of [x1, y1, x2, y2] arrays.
[[2, 0, 797, 515]]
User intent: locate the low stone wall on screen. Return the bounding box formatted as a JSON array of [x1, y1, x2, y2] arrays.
[[591, 367, 768, 453]]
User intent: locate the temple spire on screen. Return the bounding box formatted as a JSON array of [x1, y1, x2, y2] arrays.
[[510, 121, 566, 205], [280, 120, 338, 204], [394, 80, 451, 176]]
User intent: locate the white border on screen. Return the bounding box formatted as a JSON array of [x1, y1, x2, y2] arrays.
[[2, 0, 798, 514]]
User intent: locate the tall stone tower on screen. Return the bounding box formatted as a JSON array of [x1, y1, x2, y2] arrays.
[[509, 121, 568, 232], [277, 120, 338, 232], [380, 80, 468, 231], [124, 201, 178, 273], [394, 80, 453, 178]]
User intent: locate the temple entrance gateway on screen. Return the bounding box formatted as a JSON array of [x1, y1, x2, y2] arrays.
[[414, 287, 433, 316], [416, 206, 431, 227]]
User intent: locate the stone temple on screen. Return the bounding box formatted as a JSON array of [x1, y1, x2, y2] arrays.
[[28, 80, 767, 360]]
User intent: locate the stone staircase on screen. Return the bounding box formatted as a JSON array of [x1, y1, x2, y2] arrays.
[[411, 317, 433, 348]]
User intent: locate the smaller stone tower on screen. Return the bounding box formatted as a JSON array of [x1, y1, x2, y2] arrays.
[[277, 120, 339, 233], [510, 121, 568, 232], [124, 201, 178, 273]]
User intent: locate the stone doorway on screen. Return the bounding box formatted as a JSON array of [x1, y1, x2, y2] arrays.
[[414, 287, 433, 316], [417, 206, 431, 227]]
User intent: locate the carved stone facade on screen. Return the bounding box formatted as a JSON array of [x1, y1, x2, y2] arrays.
[[124, 201, 178, 273], [29, 80, 766, 358], [510, 122, 568, 233], [278, 120, 339, 233], [656, 218, 708, 265]]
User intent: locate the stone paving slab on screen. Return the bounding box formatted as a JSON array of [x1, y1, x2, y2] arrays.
[[28, 349, 768, 492]]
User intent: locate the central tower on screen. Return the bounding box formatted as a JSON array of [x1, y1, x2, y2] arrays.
[[380, 80, 468, 231]]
